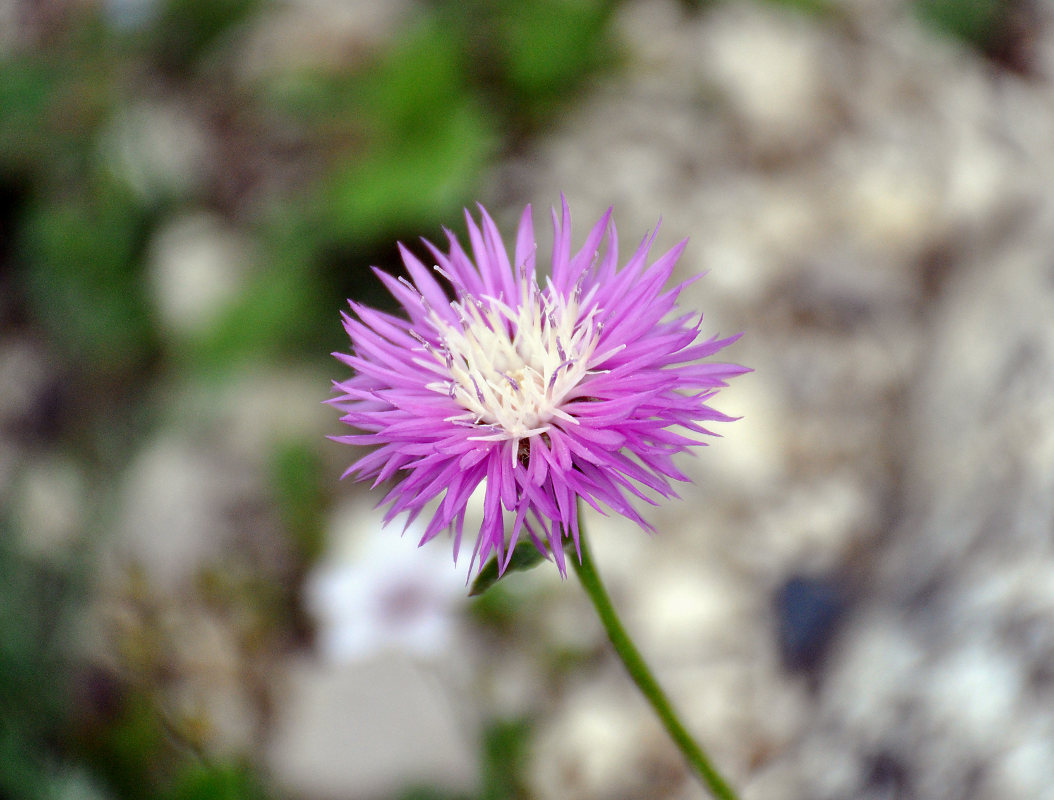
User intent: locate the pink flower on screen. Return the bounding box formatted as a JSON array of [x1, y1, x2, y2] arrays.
[[331, 198, 747, 575]]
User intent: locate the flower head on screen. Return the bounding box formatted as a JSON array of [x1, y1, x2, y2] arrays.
[[331, 198, 747, 575]]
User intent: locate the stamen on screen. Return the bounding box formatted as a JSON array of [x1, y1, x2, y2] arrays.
[[423, 270, 604, 442], [432, 264, 467, 296], [397, 275, 431, 311], [548, 360, 574, 393], [397, 276, 419, 295], [500, 372, 521, 392]]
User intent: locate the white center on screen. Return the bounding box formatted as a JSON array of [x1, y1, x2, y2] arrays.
[[423, 277, 608, 443]]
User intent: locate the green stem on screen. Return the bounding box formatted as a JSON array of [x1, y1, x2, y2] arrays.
[[569, 515, 740, 800]]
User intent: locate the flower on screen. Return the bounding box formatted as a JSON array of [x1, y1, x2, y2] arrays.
[[331, 197, 747, 575], [306, 502, 466, 662]]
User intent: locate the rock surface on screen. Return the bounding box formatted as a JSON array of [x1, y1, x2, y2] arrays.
[[492, 1, 1054, 798]]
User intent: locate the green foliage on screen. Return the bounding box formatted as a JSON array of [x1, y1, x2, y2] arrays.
[[756, 0, 833, 16], [186, 259, 326, 372], [0, 59, 67, 172], [492, 0, 619, 100], [393, 718, 533, 800], [80, 686, 272, 800], [0, 527, 75, 800], [681, 0, 834, 16], [0, 45, 111, 176], [84, 690, 170, 800], [467, 578, 519, 634], [147, 0, 262, 70], [356, 19, 471, 134], [915, 0, 1004, 48], [270, 439, 327, 565], [166, 762, 269, 800], [322, 99, 494, 246], [449, 0, 622, 128], [17, 180, 155, 374], [276, 14, 499, 250], [479, 718, 533, 800], [397, 788, 472, 800]]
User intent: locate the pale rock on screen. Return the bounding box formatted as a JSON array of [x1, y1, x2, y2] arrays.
[[941, 111, 1030, 231], [148, 213, 254, 339], [235, 0, 414, 81], [208, 367, 333, 468], [0, 338, 51, 430], [530, 677, 667, 800], [841, 142, 944, 257], [927, 640, 1024, 749], [0, 0, 17, 57], [633, 561, 751, 660], [14, 455, 86, 557], [110, 434, 239, 590], [101, 101, 210, 202], [267, 654, 477, 800], [614, 0, 688, 71], [51, 768, 113, 800], [104, 0, 160, 30], [695, 4, 837, 158], [752, 474, 875, 576], [990, 733, 1054, 800], [666, 660, 759, 776], [688, 367, 785, 496], [824, 611, 927, 742]]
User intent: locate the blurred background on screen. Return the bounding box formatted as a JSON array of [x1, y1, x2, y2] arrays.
[[3, 0, 1054, 798]]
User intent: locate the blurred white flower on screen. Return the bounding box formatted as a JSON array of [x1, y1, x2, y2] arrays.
[[306, 502, 468, 663]]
